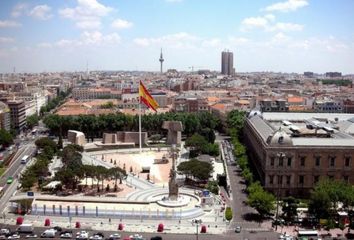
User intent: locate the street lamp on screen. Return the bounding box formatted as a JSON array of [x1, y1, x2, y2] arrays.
[[193, 219, 202, 240]]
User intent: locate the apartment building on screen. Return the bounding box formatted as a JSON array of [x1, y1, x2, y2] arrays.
[[173, 94, 209, 113], [7, 100, 26, 132]]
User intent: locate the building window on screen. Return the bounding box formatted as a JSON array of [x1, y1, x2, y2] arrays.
[[278, 175, 283, 185], [287, 157, 292, 167], [270, 157, 275, 166], [314, 176, 319, 184], [279, 157, 284, 167], [300, 156, 306, 167], [329, 156, 336, 167], [299, 175, 304, 185], [269, 175, 274, 185], [286, 175, 291, 185], [345, 157, 351, 167], [344, 176, 349, 183], [315, 156, 321, 166]]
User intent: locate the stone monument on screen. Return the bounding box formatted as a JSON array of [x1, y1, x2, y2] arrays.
[[168, 145, 179, 201], [162, 121, 183, 145]]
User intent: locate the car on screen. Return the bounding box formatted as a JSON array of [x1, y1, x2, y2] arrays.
[[25, 234, 37, 238], [0, 235, 6, 240], [6, 177, 13, 184], [0, 230, 10, 236], [150, 237, 162, 240], [108, 233, 121, 240], [129, 234, 144, 240], [89, 235, 103, 240], [235, 226, 242, 233], [7, 234, 20, 239], [76, 231, 89, 236], [93, 233, 104, 238], [60, 233, 72, 239]]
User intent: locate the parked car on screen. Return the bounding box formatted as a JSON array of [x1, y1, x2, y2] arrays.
[[0, 229, 10, 236], [150, 236, 162, 240], [7, 234, 20, 239], [129, 234, 144, 240], [235, 226, 242, 233], [60, 233, 72, 239], [107, 233, 121, 240], [25, 234, 37, 238]]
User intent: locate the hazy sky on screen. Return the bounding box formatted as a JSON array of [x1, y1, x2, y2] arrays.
[[0, 0, 353, 73]]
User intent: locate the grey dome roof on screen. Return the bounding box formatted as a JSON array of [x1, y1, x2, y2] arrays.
[[268, 129, 292, 146], [248, 109, 262, 119]]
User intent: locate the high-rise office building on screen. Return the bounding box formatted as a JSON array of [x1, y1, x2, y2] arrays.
[[221, 51, 235, 76]]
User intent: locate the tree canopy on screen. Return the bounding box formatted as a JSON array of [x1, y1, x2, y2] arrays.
[[43, 111, 221, 140], [309, 179, 354, 219], [177, 159, 213, 181], [0, 129, 13, 147]]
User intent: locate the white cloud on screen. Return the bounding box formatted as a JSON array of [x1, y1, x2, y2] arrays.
[[11, 3, 28, 18], [76, 20, 101, 29], [133, 32, 200, 49], [111, 19, 133, 29], [201, 38, 221, 47], [29, 5, 53, 20], [240, 15, 303, 32], [0, 37, 15, 43], [264, 0, 309, 12], [59, 0, 113, 29], [37, 42, 53, 48], [271, 32, 290, 43], [271, 22, 304, 32], [54, 31, 120, 48], [0, 20, 21, 28], [133, 38, 150, 47], [241, 16, 269, 31], [228, 37, 249, 45]]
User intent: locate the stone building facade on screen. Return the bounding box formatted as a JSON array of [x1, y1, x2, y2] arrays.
[[244, 111, 354, 197]]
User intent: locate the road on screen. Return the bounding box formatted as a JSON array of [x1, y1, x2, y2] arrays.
[[0, 223, 280, 240], [0, 143, 37, 214], [217, 135, 280, 240]]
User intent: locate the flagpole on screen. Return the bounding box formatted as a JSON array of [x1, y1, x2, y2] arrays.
[[139, 81, 142, 153]]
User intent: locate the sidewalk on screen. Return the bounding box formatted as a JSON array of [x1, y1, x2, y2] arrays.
[[3, 214, 228, 235]]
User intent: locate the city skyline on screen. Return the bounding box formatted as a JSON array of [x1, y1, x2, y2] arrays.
[[0, 0, 354, 73]]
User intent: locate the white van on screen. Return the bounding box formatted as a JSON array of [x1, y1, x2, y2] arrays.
[[17, 224, 34, 233], [41, 229, 56, 238]]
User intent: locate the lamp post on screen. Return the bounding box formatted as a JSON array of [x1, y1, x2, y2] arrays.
[[193, 219, 202, 240]]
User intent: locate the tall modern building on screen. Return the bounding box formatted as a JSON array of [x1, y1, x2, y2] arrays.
[[221, 51, 235, 76], [159, 49, 164, 74]]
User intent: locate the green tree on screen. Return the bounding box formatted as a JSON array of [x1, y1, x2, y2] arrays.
[[281, 197, 299, 222], [0, 129, 13, 147], [26, 114, 39, 129], [247, 187, 275, 218], [206, 180, 219, 194], [177, 159, 213, 181], [225, 207, 233, 221], [35, 137, 57, 152]]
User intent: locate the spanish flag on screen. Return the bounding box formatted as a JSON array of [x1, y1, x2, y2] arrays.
[[139, 81, 159, 111]]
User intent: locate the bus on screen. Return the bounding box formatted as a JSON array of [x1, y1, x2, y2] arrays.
[[297, 230, 319, 239], [21, 155, 29, 164]]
